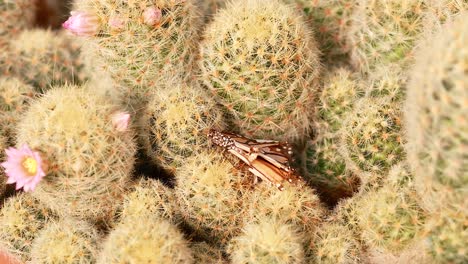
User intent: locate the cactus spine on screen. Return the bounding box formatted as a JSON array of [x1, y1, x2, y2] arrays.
[[0, 0, 36, 46]]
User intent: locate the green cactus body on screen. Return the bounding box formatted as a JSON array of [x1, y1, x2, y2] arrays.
[[0, 0, 36, 46], [305, 68, 363, 202], [0, 194, 55, 262], [405, 13, 468, 211], [175, 150, 250, 244], [356, 165, 425, 253], [98, 216, 194, 264], [75, 0, 201, 108], [120, 178, 179, 223], [199, 0, 321, 141], [16, 86, 137, 224], [3, 30, 86, 92], [347, 0, 426, 72], [227, 217, 305, 264], [310, 222, 362, 264], [140, 83, 225, 172], [30, 219, 100, 264]]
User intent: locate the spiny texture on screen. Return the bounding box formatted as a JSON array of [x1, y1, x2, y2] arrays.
[[309, 222, 362, 264], [140, 83, 225, 172], [247, 183, 325, 234], [3, 29, 85, 92], [227, 217, 305, 264], [424, 203, 467, 264], [120, 178, 179, 223], [16, 86, 136, 223], [341, 90, 405, 177], [0, 0, 36, 46], [347, 0, 426, 72], [306, 68, 362, 202], [365, 240, 434, 264], [290, 0, 356, 65], [191, 242, 227, 264], [199, 0, 321, 141], [424, 0, 468, 32], [30, 219, 100, 264], [75, 0, 202, 107], [0, 132, 6, 197], [98, 216, 193, 264], [356, 165, 425, 253], [405, 13, 467, 211], [0, 77, 36, 143], [0, 194, 55, 262], [175, 150, 250, 244]]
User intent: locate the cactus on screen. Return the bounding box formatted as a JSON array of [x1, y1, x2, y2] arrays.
[[365, 240, 433, 264], [120, 178, 179, 223], [2, 29, 86, 92], [347, 0, 427, 72], [140, 83, 225, 172], [0, 132, 6, 197], [74, 0, 202, 108], [356, 165, 425, 253], [227, 217, 305, 264], [305, 68, 363, 202], [424, 203, 467, 264], [405, 13, 467, 211], [309, 222, 362, 264], [191, 242, 227, 264], [199, 0, 321, 141], [98, 216, 194, 264], [16, 86, 137, 224], [175, 150, 250, 244], [339, 70, 405, 176], [30, 219, 100, 264], [424, 0, 467, 32], [0, 0, 36, 46], [0, 194, 55, 262]]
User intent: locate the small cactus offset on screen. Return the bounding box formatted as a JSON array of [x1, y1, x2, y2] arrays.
[[227, 217, 305, 264], [120, 178, 179, 223], [309, 222, 362, 264], [16, 86, 137, 224], [305, 68, 363, 201], [0, 0, 36, 46], [405, 12, 468, 211], [30, 219, 100, 264], [199, 0, 321, 141], [73, 0, 202, 108], [140, 82, 225, 172], [3, 29, 86, 92], [98, 216, 194, 264], [347, 0, 427, 72], [0, 194, 55, 262]]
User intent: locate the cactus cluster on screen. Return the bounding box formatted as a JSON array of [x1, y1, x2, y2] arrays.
[[16, 86, 136, 223], [0, 0, 36, 46], [199, 0, 320, 141], [2, 29, 85, 92]]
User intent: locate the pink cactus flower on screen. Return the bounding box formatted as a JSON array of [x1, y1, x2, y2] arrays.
[[62, 11, 100, 37], [1, 144, 46, 192], [109, 15, 125, 30], [112, 111, 130, 132], [143, 7, 162, 26]]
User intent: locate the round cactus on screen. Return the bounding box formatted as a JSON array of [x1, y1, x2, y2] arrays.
[[175, 150, 250, 244], [0, 0, 36, 46], [120, 178, 179, 223], [356, 165, 425, 253], [309, 222, 362, 264], [30, 219, 100, 264], [0, 194, 55, 262], [74, 0, 202, 108], [191, 242, 227, 264], [199, 0, 321, 141], [140, 83, 225, 172], [227, 217, 305, 264], [98, 216, 194, 264], [16, 86, 137, 223], [347, 0, 426, 72], [405, 13, 467, 211], [305, 68, 363, 202], [3, 29, 86, 92]]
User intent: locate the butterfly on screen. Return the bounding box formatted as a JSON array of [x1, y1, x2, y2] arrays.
[[207, 129, 304, 191]]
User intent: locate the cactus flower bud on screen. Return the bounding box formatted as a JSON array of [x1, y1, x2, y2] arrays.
[[112, 111, 130, 132], [63, 11, 100, 37], [143, 7, 162, 26]]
